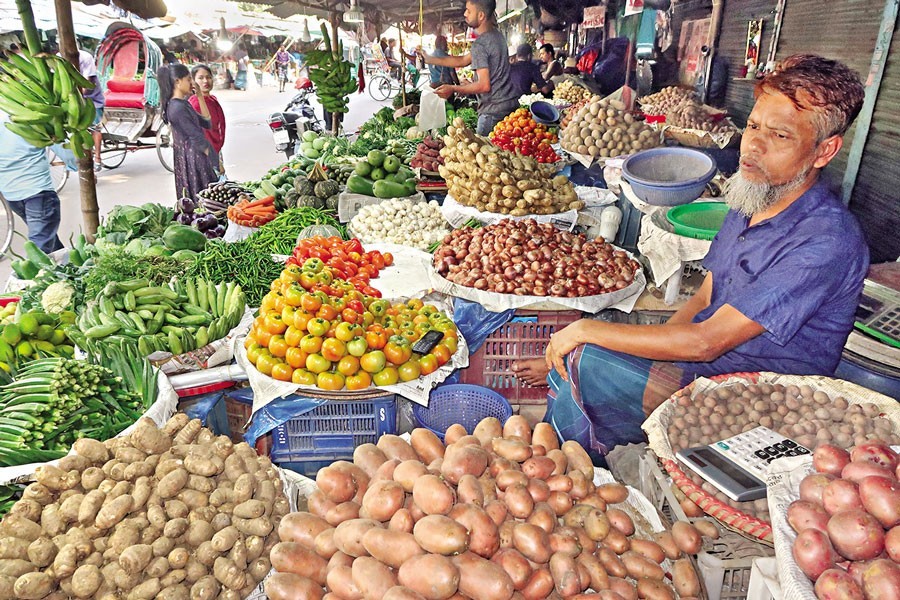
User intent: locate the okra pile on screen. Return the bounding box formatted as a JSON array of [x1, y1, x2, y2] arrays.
[[0, 358, 144, 467], [71, 277, 246, 357]]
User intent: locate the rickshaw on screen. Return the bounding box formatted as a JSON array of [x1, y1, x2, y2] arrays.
[[94, 23, 173, 172]]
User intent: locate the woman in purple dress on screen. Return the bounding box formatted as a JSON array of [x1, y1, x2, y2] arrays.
[[158, 64, 218, 201]]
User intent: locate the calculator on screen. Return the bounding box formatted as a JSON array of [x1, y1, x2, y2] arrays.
[[854, 280, 900, 349], [676, 426, 810, 502]]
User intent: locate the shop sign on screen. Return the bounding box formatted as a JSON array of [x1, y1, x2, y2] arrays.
[[583, 6, 606, 29], [625, 0, 644, 17]]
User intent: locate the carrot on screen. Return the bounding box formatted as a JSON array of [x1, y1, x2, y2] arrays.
[[245, 196, 275, 208], [245, 207, 275, 217]]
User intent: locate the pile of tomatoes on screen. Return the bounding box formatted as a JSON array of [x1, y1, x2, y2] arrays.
[[245, 256, 460, 391], [490, 108, 560, 164], [287, 236, 393, 299]]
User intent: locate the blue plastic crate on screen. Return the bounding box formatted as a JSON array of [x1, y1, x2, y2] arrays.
[[270, 395, 397, 475]]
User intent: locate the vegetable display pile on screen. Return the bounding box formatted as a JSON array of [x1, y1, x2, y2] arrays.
[[0, 357, 145, 466], [490, 108, 560, 164], [409, 135, 445, 172], [175, 196, 227, 240], [184, 240, 283, 308], [439, 119, 581, 216], [560, 97, 660, 159], [518, 94, 569, 108], [435, 219, 640, 297], [284, 236, 391, 298], [350, 199, 450, 251], [72, 277, 246, 357], [665, 100, 739, 134], [560, 98, 588, 131], [788, 443, 900, 599], [296, 130, 329, 160], [82, 254, 190, 302], [0, 310, 75, 370], [346, 151, 417, 199], [665, 382, 900, 521], [246, 207, 345, 256], [288, 172, 340, 212], [196, 181, 250, 219], [266, 416, 715, 600], [553, 80, 592, 104], [226, 196, 277, 228], [0, 414, 288, 599], [638, 86, 696, 115], [93, 204, 177, 255], [305, 25, 358, 116]]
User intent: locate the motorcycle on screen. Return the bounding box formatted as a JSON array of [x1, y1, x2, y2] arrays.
[[267, 79, 325, 159]]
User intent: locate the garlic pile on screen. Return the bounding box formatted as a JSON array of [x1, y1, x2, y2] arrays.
[[349, 199, 450, 251]]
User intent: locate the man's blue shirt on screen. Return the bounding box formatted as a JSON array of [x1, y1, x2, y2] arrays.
[[0, 109, 54, 202], [677, 179, 869, 378]]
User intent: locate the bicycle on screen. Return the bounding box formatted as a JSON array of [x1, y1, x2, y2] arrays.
[[368, 63, 427, 102], [46, 149, 69, 194], [93, 116, 174, 173], [0, 194, 15, 259]]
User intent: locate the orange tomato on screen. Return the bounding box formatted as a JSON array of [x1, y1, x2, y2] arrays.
[[284, 325, 304, 347], [418, 354, 439, 376], [384, 341, 412, 365], [317, 371, 345, 391], [285, 347, 309, 369], [346, 371, 372, 390], [337, 355, 360, 376], [273, 293, 286, 313], [271, 362, 294, 382], [398, 360, 421, 382], [292, 368, 317, 386], [321, 338, 347, 362], [293, 310, 313, 332], [301, 293, 322, 312], [268, 335, 288, 358], [365, 329, 387, 350], [255, 327, 273, 348], [383, 252, 394, 267], [432, 344, 452, 366], [317, 304, 339, 321]]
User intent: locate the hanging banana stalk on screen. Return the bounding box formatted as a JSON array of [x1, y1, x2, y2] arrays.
[[305, 24, 358, 121]]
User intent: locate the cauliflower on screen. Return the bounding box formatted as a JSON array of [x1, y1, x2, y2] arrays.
[[41, 281, 75, 314]]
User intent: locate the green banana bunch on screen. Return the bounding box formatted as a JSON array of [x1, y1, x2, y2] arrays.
[[306, 25, 358, 115], [0, 49, 96, 157]]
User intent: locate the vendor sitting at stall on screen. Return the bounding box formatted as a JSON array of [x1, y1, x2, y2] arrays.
[[509, 44, 552, 96], [511, 54, 869, 463]]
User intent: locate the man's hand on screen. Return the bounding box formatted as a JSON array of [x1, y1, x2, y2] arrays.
[[434, 85, 455, 99], [545, 320, 586, 381]]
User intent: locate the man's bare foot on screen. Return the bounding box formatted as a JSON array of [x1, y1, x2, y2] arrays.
[[511, 358, 550, 387]]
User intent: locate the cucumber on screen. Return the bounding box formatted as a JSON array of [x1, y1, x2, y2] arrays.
[[373, 179, 411, 199]]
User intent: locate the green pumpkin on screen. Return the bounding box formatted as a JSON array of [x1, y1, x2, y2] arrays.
[[298, 222, 342, 239], [314, 180, 340, 199], [325, 194, 339, 211], [284, 189, 300, 208], [294, 176, 315, 196], [296, 195, 322, 208]]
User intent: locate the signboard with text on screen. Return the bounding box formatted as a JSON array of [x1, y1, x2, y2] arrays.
[[583, 6, 606, 29]]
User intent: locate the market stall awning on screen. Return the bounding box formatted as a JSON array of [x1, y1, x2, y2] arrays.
[[255, 0, 466, 26], [78, 0, 167, 20]]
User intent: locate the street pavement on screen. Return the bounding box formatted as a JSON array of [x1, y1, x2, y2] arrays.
[[0, 84, 391, 284]]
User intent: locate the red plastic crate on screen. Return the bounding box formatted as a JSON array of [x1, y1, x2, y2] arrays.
[[459, 310, 582, 404]]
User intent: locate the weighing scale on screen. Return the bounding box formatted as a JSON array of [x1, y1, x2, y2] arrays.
[[854, 279, 900, 349]]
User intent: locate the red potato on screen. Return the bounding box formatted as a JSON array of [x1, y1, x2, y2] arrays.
[[851, 442, 899, 471], [352, 556, 399, 600], [327, 565, 363, 600], [841, 461, 894, 484], [569, 471, 594, 500], [374, 459, 401, 482], [441, 444, 490, 485], [549, 529, 581, 557], [452, 551, 516, 600], [377, 435, 419, 462], [635, 577, 675, 600], [333, 519, 382, 557], [607, 577, 637, 600], [526, 478, 551, 503], [485, 500, 509, 527], [316, 466, 358, 504], [597, 548, 627, 578], [595, 483, 629, 505], [413, 474, 457, 516], [671, 522, 702, 555], [398, 554, 461, 600], [527, 502, 558, 534], [679, 498, 705, 518], [672, 559, 700, 597], [629, 539, 665, 564], [315, 527, 338, 559], [362, 480, 405, 522], [605, 509, 634, 536], [384, 586, 428, 600], [444, 424, 468, 445], [858, 475, 900, 528], [547, 491, 574, 516], [813, 445, 851, 477], [278, 512, 331, 549], [410, 429, 445, 464], [474, 418, 504, 447], [886, 525, 900, 562], [576, 552, 610, 592], [549, 552, 583, 597], [394, 460, 428, 493], [326, 501, 361, 526], [270, 541, 328, 585], [389, 508, 415, 533], [792, 528, 839, 581], [822, 479, 863, 515], [522, 457, 557, 481], [814, 569, 864, 600], [492, 548, 534, 591], [799, 473, 835, 505], [264, 572, 324, 600], [827, 509, 885, 561], [861, 559, 900, 600], [621, 551, 664, 581], [414, 515, 470, 555], [532, 423, 560, 452], [561, 441, 593, 478], [520, 568, 555, 600], [503, 416, 532, 444], [449, 503, 501, 558], [603, 528, 631, 555], [512, 523, 552, 564], [493, 439, 533, 463], [787, 500, 830, 533], [457, 474, 485, 507], [504, 484, 535, 519], [496, 470, 529, 491], [308, 489, 337, 519], [546, 475, 573, 493], [652, 532, 681, 560], [353, 443, 388, 478], [328, 551, 355, 572], [361, 528, 425, 569]]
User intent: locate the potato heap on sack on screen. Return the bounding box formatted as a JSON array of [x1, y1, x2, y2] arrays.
[[666, 101, 739, 134], [439, 118, 581, 216], [788, 442, 900, 600], [0, 415, 287, 600], [637, 87, 695, 115], [559, 99, 588, 131], [553, 80, 592, 104], [666, 382, 900, 522], [560, 97, 659, 160], [267, 416, 716, 600]]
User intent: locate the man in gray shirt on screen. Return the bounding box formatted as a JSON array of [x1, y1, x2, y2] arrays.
[[419, 0, 518, 135]]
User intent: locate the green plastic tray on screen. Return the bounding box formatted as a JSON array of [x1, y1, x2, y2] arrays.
[[666, 202, 729, 240]]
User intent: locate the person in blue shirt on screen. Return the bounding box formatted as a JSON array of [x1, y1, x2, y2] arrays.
[[428, 36, 459, 88], [0, 109, 64, 254], [509, 44, 551, 96], [511, 54, 869, 462]]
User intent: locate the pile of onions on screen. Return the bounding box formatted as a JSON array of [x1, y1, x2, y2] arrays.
[[433, 219, 641, 297]]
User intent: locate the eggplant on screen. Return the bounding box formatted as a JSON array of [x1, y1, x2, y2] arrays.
[[176, 197, 196, 213], [176, 212, 194, 225], [203, 228, 220, 239], [191, 214, 212, 231], [212, 224, 227, 236]]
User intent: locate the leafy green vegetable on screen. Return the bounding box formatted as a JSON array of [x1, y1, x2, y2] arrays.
[[96, 203, 175, 242], [19, 262, 86, 315], [82, 254, 189, 300]]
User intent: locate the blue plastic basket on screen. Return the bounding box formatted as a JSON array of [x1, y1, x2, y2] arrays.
[[622, 147, 717, 206], [413, 384, 513, 441], [270, 395, 397, 475]]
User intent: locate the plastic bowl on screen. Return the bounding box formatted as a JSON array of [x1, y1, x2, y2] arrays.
[[413, 384, 512, 441], [666, 201, 729, 240], [622, 147, 717, 206], [530, 101, 560, 124]]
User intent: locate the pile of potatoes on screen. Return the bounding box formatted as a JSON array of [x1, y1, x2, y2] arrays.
[[439, 119, 582, 216], [560, 99, 589, 131], [266, 415, 719, 600], [560, 97, 659, 160], [788, 443, 899, 599], [665, 101, 738, 134], [638, 87, 695, 116], [553, 80, 593, 105], [0, 415, 288, 600], [665, 381, 900, 521]]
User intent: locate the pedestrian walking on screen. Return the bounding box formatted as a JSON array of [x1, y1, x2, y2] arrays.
[[275, 45, 291, 92], [157, 64, 218, 201], [189, 64, 227, 177]]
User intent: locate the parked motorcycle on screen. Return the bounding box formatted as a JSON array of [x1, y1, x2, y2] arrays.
[[267, 79, 325, 159]]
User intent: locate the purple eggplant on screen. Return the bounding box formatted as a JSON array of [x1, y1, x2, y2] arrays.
[[203, 228, 219, 239], [200, 212, 219, 231], [177, 197, 196, 213], [176, 212, 194, 225], [212, 224, 227, 236]]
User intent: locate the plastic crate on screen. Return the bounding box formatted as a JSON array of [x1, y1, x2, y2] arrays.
[[459, 310, 582, 404], [638, 451, 773, 600], [225, 391, 253, 445], [270, 395, 398, 476], [413, 384, 512, 441]]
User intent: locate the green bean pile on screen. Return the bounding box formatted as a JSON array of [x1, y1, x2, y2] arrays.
[[249, 207, 345, 255], [184, 239, 284, 308]]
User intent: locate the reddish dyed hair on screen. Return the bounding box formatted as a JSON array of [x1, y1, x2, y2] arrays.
[[755, 54, 864, 142]]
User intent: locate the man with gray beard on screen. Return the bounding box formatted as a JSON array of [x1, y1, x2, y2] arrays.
[[511, 55, 868, 464]]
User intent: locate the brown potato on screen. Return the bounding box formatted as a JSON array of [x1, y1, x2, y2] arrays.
[[550, 552, 582, 596], [410, 429, 445, 464], [547, 492, 574, 516], [503, 416, 532, 444], [622, 551, 664, 580], [362, 480, 405, 522], [474, 418, 504, 447], [452, 551, 516, 600], [532, 423, 560, 452], [596, 483, 629, 505], [597, 547, 627, 578], [636, 577, 674, 600], [491, 548, 533, 591], [444, 424, 468, 445], [526, 503, 557, 534], [504, 484, 535, 519], [327, 565, 363, 600], [414, 515, 470, 555], [352, 556, 399, 600], [393, 461, 428, 493], [413, 475, 457, 516], [605, 509, 634, 536], [563, 504, 594, 529], [580, 494, 608, 511], [362, 528, 424, 569], [520, 568, 554, 600], [441, 445, 490, 485], [449, 503, 500, 559], [353, 444, 389, 478], [672, 559, 700, 597], [333, 519, 381, 557], [512, 523, 552, 564], [457, 474, 484, 507], [576, 552, 609, 592], [629, 539, 665, 564], [377, 435, 419, 462], [671, 522, 702, 555], [493, 439, 533, 463], [398, 553, 460, 600]]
